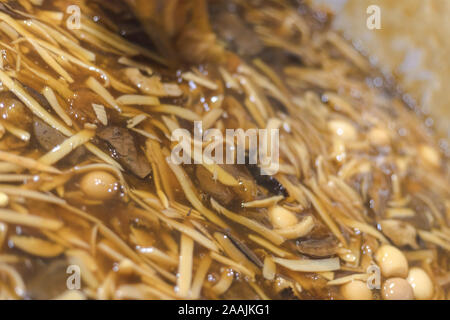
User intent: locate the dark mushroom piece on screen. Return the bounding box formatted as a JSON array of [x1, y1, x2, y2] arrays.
[[97, 126, 151, 179], [296, 236, 339, 258], [195, 165, 234, 205], [380, 219, 419, 249], [33, 117, 86, 166]]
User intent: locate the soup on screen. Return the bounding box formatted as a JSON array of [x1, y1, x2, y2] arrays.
[[0, 0, 447, 300]]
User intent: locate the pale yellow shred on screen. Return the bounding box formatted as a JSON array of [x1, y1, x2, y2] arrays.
[[0, 193, 8, 208], [53, 290, 86, 300], [177, 234, 194, 298], [163, 117, 239, 187], [35, 9, 63, 21], [214, 232, 260, 275], [238, 75, 269, 121], [22, 60, 74, 99], [242, 195, 284, 208], [22, 19, 59, 46], [211, 198, 285, 245], [274, 216, 315, 239], [114, 284, 171, 300], [39, 129, 95, 165], [92, 103, 108, 126], [139, 247, 178, 268], [27, 38, 74, 83], [131, 128, 161, 142], [404, 249, 436, 262], [273, 257, 340, 272], [66, 249, 100, 289], [109, 73, 137, 94], [41, 86, 73, 126], [0, 208, 62, 230], [211, 268, 234, 296], [86, 76, 121, 112], [0, 254, 20, 264], [34, 39, 109, 83], [10, 235, 65, 257], [127, 114, 148, 129], [166, 159, 228, 229], [385, 207, 416, 219], [0, 12, 33, 38], [327, 273, 369, 286], [418, 230, 450, 251], [30, 19, 95, 62], [0, 263, 26, 298], [218, 66, 241, 92], [0, 69, 72, 136], [151, 104, 200, 121], [118, 56, 153, 75], [0, 150, 61, 174], [263, 256, 276, 280], [116, 94, 160, 106], [145, 148, 168, 208], [130, 192, 219, 252], [300, 184, 347, 245], [84, 143, 124, 171], [202, 108, 224, 129], [190, 255, 212, 299], [0, 185, 65, 205], [80, 17, 141, 56], [340, 216, 389, 244], [318, 271, 335, 281], [0, 21, 19, 40], [182, 71, 218, 90], [0, 120, 30, 141], [326, 32, 371, 72], [210, 252, 255, 280], [97, 241, 173, 296], [248, 234, 293, 258]]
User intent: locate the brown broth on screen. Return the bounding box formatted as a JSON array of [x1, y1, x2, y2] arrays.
[[0, 0, 447, 300]]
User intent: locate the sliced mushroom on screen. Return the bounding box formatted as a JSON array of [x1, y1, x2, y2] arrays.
[[195, 165, 234, 205], [27, 83, 87, 165], [33, 117, 86, 166], [296, 236, 339, 258], [98, 126, 151, 179], [380, 219, 419, 249], [33, 117, 65, 151]]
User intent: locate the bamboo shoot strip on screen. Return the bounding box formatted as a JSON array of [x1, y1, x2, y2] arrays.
[[177, 234, 194, 298]]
